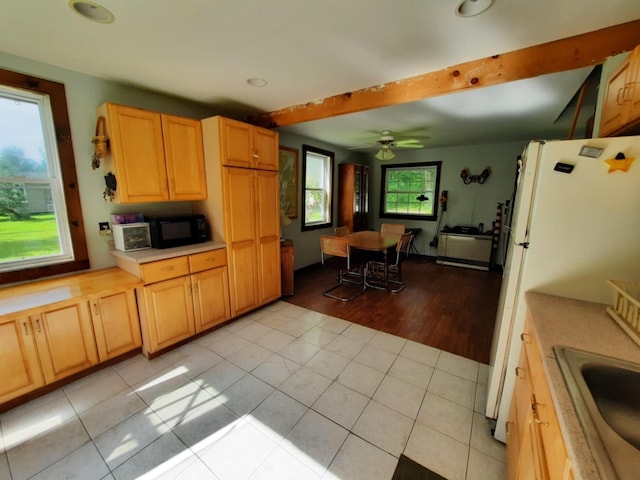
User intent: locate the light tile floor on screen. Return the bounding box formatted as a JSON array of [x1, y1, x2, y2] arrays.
[[0, 302, 506, 480]]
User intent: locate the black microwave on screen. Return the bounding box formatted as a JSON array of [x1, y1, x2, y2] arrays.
[[144, 214, 209, 249]]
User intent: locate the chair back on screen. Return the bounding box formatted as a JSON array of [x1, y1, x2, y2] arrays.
[[381, 223, 405, 236], [320, 235, 349, 259], [334, 226, 350, 237], [392, 232, 414, 265]]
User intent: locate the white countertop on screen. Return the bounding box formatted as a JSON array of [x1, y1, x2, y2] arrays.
[[524, 291, 640, 480], [110, 241, 226, 264]]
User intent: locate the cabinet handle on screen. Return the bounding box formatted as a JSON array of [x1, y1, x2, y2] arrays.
[[35, 317, 42, 333], [515, 366, 524, 378], [505, 421, 512, 436], [617, 87, 625, 105], [532, 403, 549, 427], [161, 266, 174, 272], [22, 321, 30, 336], [623, 82, 636, 102], [520, 333, 530, 344], [92, 302, 100, 317]]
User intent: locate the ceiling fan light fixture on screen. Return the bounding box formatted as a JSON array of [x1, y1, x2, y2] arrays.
[[376, 147, 396, 161], [68, 0, 115, 23], [455, 0, 495, 17]]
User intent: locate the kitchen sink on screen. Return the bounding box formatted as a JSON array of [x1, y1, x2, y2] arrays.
[[554, 346, 640, 480]]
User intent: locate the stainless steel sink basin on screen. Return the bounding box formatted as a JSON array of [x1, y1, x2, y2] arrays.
[[554, 346, 640, 480]]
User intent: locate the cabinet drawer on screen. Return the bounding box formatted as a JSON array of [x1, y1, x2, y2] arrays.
[[139, 257, 190, 284], [189, 249, 227, 273]]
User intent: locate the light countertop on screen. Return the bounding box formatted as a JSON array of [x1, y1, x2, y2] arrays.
[[109, 241, 226, 264], [524, 291, 640, 480]]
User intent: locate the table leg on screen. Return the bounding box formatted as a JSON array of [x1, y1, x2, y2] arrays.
[[383, 248, 389, 292]]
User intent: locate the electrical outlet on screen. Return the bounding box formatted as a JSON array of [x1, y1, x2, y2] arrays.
[[98, 222, 110, 236]]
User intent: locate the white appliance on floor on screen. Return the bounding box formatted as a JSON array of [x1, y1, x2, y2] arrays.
[[485, 137, 640, 442]]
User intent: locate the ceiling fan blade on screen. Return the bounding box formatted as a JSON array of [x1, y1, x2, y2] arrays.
[[395, 143, 424, 149], [347, 144, 377, 150], [395, 139, 423, 145]]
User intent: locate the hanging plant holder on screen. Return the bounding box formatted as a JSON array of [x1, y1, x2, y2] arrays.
[[91, 116, 109, 170], [103, 172, 117, 202]]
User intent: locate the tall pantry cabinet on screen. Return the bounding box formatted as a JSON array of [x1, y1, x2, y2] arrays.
[[197, 116, 281, 317], [338, 163, 369, 232]]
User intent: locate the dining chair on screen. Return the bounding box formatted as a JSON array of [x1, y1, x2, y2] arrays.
[[380, 223, 405, 236], [334, 226, 351, 236], [320, 235, 366, 301], [366, 232, 413, 293]]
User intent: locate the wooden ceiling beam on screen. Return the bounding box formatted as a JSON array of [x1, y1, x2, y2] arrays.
[[251, 19, 640, 128]]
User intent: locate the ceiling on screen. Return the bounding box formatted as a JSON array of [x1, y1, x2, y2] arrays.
[[1, 1, 639, 150]]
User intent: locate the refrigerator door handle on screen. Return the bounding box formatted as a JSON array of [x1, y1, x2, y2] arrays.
[[516, 242, 529, 248]]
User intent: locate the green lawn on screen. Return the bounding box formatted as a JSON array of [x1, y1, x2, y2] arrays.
[[0, 213, 61, 261]]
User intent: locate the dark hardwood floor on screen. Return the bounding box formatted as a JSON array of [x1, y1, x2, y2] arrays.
[[284, 256, 503, 364]]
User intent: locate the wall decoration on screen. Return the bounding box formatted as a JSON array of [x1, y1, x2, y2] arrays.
[[279, 146, 299, 218], [460, 167, 491, 184]]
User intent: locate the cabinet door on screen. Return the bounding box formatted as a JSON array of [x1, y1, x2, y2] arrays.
[[138, 277, 196, 355], [256, 169, 282, 304], [162, 114, 207, 201], [219, 117, 254, 168], [626, 47, 640, 124], [600, 59, 633, 137], [516, 408, 548, 480], [254, 126, 278, 171], [192, 267, 231, 332], [224, 167, 259, 316], [106, 104, 169, 202], [0, 318, 45, 404], [90, 289, 142, 361], [32, 302, 99, 384]]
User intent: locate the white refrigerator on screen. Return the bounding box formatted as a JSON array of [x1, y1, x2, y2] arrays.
[[485, 136, 640, 442]]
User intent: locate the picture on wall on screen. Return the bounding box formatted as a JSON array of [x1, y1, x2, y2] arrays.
[[279, 146, 298, 219]]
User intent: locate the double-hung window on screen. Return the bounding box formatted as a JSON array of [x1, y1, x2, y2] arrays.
[[380, 161, 442, 221], [301, 145, 333, 231], [0, 68, 88, 284]]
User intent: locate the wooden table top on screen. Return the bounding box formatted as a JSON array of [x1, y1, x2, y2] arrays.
[[346, 231, 401, 252]]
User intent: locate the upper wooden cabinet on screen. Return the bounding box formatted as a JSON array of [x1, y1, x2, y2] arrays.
[[216, 116, 278, 170], [600, 45, 640, 137], [98, 103, 206, 203]]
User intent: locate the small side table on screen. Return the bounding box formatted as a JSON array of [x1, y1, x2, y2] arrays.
[[280, 239, 295, 296]]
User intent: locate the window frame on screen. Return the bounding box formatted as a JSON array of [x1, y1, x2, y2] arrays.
[[379, 161, 442, 221], [301, 144, 334, 232], [0, 68, 88, 285]]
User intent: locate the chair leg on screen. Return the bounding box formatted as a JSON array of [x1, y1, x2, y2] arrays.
[[323, 268, 366, 301]]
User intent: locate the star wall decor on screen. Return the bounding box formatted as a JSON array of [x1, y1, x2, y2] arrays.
[[605, 152, 635, 173]]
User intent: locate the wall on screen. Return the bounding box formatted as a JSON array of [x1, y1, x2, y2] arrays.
[[0, 51, 217, 270], [278, 127, 524, 269]]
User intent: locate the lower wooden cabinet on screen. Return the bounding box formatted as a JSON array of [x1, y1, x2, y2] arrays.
[[0, 318, 45, 404], [507, 313, 573, 480], [125, 248, 231, 357], [90, 289, 142, 361], [0, 268, 143, 407]]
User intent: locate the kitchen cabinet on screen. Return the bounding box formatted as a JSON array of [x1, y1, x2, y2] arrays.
[[116, 247, 231, 356], [90, 289, 142, 362], [600, 44, 640, 137], [198, 116, 281, 318], [0, 318, 45, 404], [338, 163, 369, 232], [0, 268, 143, 407], [506, 313, 573, 480], [216, 116, 278, 171], [98, 103, 206, 203]]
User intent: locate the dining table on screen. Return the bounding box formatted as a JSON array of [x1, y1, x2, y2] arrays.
[[345, 230, 401, 291]]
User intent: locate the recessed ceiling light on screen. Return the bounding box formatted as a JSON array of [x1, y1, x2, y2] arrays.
[[247, 78, 268, 88], [68, 0, 115, 24], [455, 0, 495, 17]]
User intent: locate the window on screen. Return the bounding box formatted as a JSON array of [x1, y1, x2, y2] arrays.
[[380, 161, 442, 221], [301, 145, 333, 231], [0, 68, 88, 284]]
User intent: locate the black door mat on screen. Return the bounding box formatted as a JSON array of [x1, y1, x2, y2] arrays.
[[392, 455, 448, 480]]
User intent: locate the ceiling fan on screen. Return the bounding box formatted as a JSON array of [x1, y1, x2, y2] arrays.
[[348, 130, 425, 160]]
